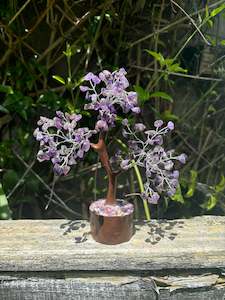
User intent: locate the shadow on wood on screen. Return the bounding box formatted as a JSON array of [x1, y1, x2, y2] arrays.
[[0, 216, 225, 299]]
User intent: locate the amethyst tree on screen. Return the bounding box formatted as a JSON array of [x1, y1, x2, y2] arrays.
[[34, 68, 186, 244], [34, 69, 140, 206]]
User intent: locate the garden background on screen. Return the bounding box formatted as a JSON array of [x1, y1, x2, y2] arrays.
[[0, 0, 225, 220]]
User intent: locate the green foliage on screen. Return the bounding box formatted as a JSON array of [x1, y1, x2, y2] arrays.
[[200, 194, 217, 211], [3, 92, 32, 120], [0, 183, 11, 220], [145, 50, 187, 75], [167, 171, 225, 215], [185, 170, 198, 198], [170, 184, 184, 204], [210, 4, 225, 17], [149, 92, 173, 102], [37, 91, 66, 111], [160, 110, 179, 121], [134, 86, 173, 105], [0, 84, 14, 94], [0, 1, 224, 219], [170, 170, 197, 205], [215, 176, 225, 193], [134, 85, 150, 102], [200, 176, 225, 211], [52, 75, 66, 85], [3, 170, 19, 193], [145, 50, 165, 67]]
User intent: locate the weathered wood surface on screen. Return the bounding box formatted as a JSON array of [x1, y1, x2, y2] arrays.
[[0, 271, 225, 300], [0, 216, 225, 299], [0, 216, 225, 271]]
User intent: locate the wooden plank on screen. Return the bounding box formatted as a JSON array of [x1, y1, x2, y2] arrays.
[[0, 272, 224, 300], [0, 275, 157, 300], [0, 216, 225, 271]]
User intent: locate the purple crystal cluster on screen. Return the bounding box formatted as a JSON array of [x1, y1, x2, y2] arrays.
[[80, 68, 140, 131], [90, 199, 134, 217], [33, 111, 95, 175], [119, 119, 187, 204], [34, 68, 186, 205]]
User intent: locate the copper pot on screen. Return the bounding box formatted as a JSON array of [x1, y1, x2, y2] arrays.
[[89, 200, 134, 245]]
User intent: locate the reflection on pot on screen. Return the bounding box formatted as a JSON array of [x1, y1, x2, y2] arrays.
[[90, 199, 134, 245]]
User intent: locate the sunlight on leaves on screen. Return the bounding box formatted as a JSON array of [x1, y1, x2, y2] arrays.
[[0, 182, 12, 220]]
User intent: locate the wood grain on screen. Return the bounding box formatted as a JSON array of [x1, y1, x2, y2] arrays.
[[0, 216, 225, 299], [0, 216, 225, 271], [0, 271, 224, 300]]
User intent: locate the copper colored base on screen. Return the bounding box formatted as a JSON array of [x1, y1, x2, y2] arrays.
[[90, 210, 134, 245]]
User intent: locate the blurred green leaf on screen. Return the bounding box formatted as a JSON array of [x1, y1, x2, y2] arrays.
[[164, 58, 174, 66], [66, 101, 76, 113], [75, 77, 84, 88], [171, 184, 185, 203], [215, 175, 225, 193], [207, 19, 213, 27], [0, 182, 12, 220], [52, 75, 65, 85], [185, 170, 198, 198], [205, 5, 209, 18], [167, 63, 187, 73], [145, 50, 165, 66], [149, 91, 173, 102], [63, 43, 75, 58], [134, 85, 150, 103], [161, 110, 179, 121], [220, 39, 225, 46], [0, 84, 14, 94], [208, 104, 216, 113], [210, 4, 225, 17], [200, 194, 217, 211]]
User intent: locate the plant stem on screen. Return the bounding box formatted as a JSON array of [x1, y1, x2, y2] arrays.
[[66, 54, 76, 107], [174, 17, 209, 60], [132, 160, 151, 220]]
